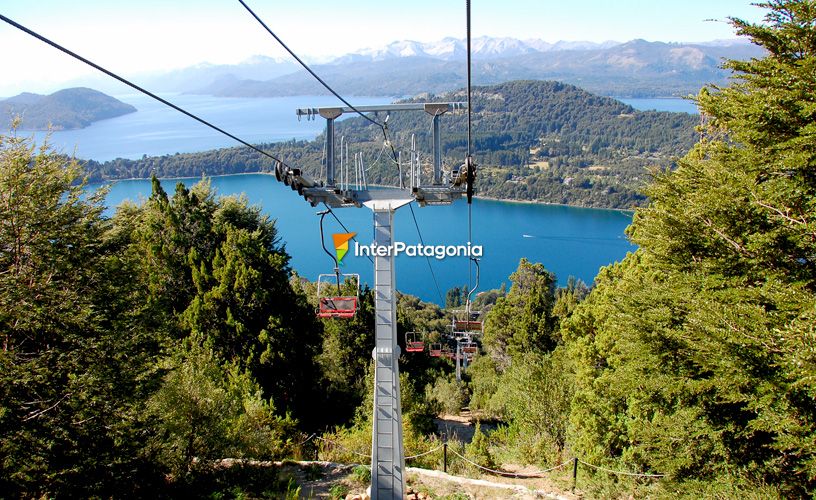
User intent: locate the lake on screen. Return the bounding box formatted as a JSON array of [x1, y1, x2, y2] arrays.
[[11, 94, 388, 161], [26, 91, 650, 303], [95, 174, 636, 305], [6, 93, 695, 162], [619, 97, 698, 114]]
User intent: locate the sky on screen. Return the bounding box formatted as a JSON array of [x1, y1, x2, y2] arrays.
[[0, 0, 767, 96]]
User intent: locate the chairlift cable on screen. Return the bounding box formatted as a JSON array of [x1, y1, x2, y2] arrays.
[[465, 0, 475, 310], [237, 0, 401, 168], [0, 13, 287, 167], [317, 210, 342, 294], [0, 13, 375, 296], [322, 204, 374, 264], [408, 203, 446, 306]]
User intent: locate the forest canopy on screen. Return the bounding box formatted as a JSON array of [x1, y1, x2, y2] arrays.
[[1, 0, 815, 497]]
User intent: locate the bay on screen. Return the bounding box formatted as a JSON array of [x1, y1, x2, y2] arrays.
[[10, 93, 388, 162], [6, 93, 697, 162], [95, 174, 636, 305], [618, 97, 698, 114]]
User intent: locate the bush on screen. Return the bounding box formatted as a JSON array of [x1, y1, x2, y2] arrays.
[[427, 376, 468, 415], [147, 342, 295, 477], [464, 423, 496, 470]]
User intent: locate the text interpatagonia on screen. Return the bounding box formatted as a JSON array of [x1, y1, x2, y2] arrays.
[[354, 241, 483, 260]]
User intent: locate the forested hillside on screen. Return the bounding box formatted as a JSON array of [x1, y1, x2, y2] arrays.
[[0, 87, 136, 130], [84, 80, 698, 209], [459, 2, 816, 497], [3, 1, 814, 498], [337, 80, 697, 208]]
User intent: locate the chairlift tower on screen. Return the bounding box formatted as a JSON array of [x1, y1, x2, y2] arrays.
[[279, 102, 468, 500]]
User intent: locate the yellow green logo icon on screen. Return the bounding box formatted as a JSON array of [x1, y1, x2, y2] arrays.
[[332, 232, 356, 265]]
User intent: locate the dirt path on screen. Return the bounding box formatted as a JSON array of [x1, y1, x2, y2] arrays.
[[407, 467, 578, 500], [216, 459, 580, 499], [434, 409, 498, 443]]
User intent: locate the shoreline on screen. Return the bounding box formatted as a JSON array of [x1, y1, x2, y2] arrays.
[[98, 171, 276, 183], [99, 172, 637, 215], [475, 194, 637, 214]]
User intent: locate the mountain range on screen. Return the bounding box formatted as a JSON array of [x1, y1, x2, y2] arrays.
[[168, 36, 763, 99], [331, 36, 623, 63]]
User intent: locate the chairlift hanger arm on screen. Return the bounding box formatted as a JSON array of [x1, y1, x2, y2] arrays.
[[466, 258, 480, 310], [295, 102, 467, 120], [317, 210, 342, 294]]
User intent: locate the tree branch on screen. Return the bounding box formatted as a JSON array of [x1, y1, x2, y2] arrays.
[[22, 393, 71, 422], [702, 218, 755, 257]]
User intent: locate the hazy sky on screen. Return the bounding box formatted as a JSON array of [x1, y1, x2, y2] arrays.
[[1, 0, 766, 95]]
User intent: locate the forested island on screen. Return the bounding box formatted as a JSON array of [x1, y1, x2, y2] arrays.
[[83, 80, 699, 209], [2, 1, 814, 498], [0, 87, 136, 130]]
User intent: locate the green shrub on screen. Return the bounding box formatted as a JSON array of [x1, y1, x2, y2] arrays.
[[350, 465, 371, 486], [329, 483, 350, 499], [147, 342, 294, 477], [464, 423, 495, 470], [427, 376, 468, 415]]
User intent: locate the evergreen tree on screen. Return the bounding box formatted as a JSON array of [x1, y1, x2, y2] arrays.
[[483, 258, 558, 369], [564, 1, 816, 494], [0, 131, 163, 495], [446, 286, 462, 309], [127, 178, 324, 427]]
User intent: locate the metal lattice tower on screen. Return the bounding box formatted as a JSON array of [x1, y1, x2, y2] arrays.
[[277, 102, 468, 499]]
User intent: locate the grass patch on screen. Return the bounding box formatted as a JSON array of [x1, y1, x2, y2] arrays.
[[349, 464, 371, 486], [329, 483, 350, 499]]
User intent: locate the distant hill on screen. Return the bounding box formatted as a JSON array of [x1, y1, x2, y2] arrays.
[[331, 79, 698, 208], [84, 80, 698, 209], [191, 37, 764, 98], [138, 55, 300, 93], [1, 88, 136, 130]]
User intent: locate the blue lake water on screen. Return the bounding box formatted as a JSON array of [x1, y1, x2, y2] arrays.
[[12, 91, 655, 303], [9, 94, 388, 161], [619, 97, 698, 114], [5, 93, 696, 161], [94, 174, 636, 304]]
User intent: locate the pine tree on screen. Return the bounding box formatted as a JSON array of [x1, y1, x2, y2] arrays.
[[128, 178, 324, 427], [0, 131, 163, 495], [564, 1, 816, 494], [483, 258, 558, 369]]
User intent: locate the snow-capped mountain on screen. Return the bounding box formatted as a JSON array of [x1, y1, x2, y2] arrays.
[[332, 36, 622, 63], [523, 39, 622, 52]]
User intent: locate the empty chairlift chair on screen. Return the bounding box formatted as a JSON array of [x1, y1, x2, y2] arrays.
[[462, 341, 478, 354], [452, 260, 484, 334], [429, 343, 442, 357], [405, 331, 425, 353], [316, 273, 360, 319], [451, 309, 484, 336]]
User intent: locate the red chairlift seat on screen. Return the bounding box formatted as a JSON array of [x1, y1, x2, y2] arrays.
[[316, 273, 360, 319], [454, 319, 483, 333], [451, 307, 484, 335], [429, 343, 442, 357], [318, 296, 358, 318], [462, 342, 478, 354], [405, 331, 425, 353]]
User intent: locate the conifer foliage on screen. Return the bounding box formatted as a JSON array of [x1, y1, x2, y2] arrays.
[[564, 0, 816, 494], [0, 131, 323, 495]]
